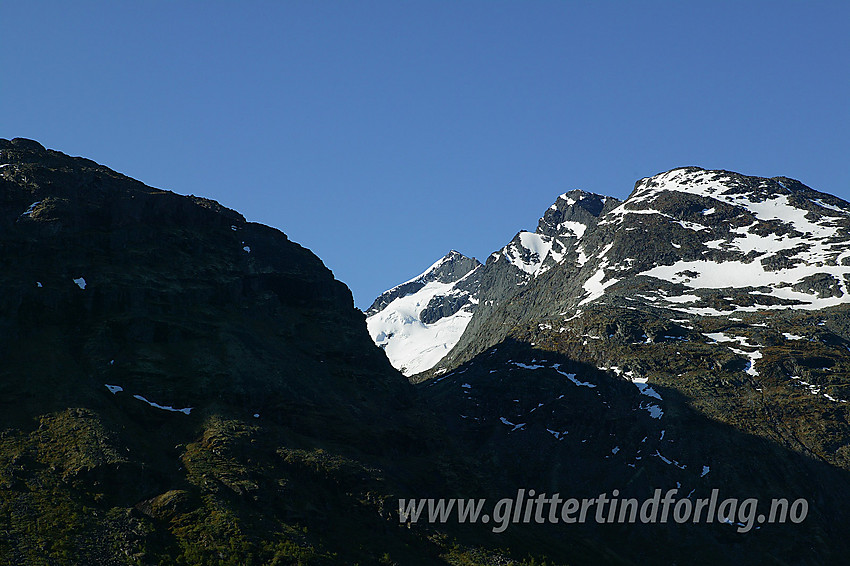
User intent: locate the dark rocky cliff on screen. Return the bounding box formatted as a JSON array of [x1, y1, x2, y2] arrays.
[[0, 139, 509, 565]]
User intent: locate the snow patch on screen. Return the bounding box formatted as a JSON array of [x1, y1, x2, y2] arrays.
[[654, 450, 686, 469], [133, 395, 192, 415], [499, 417, 526, 432], [552, 363, 596, 388], [21, 201, 42, 217], [512, 362, 545, 370], [557, 220, 587, 239]]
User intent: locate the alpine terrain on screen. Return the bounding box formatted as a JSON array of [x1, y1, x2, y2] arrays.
[[2, 138, 850, 565], [370, 166, 850, 564], [367, 188, 614, 377]]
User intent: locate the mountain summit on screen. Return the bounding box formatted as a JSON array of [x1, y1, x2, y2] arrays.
[[366, 188, 620, 375], [371, 167, 850, 377], [366, 250, 481, 375]]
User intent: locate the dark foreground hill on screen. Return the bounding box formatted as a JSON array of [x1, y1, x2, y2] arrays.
[[0, 138, 545, 565]]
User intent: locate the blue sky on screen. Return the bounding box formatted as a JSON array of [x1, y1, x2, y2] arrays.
[[3, 1, 848, 307]]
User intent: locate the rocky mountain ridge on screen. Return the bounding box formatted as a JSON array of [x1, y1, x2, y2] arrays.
[[368, 166, 849, 378], [375, 166, 850, 563], [366, 188, 617, 375]]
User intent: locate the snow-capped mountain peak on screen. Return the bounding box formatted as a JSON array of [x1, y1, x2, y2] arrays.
[[365, 251, 481, 376], [538, 188, 612, 238], [369, 167, 850, 378], [365, 250, 480, 316], [489, 189, 618, 281], [583, 168, 850, 314]]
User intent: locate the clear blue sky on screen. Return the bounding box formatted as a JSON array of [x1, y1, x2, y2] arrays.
[[3, 1, 848, 307]]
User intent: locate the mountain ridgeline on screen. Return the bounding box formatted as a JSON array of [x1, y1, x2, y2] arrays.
[[2, 138, 850, 564], [368, 169, 850, 380], [368, 166, 850, 563], [366, 190, 616, 376]]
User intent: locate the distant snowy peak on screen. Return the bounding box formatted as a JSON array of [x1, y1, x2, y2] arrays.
[[368, 167, 850, 376], [578, 167, 850, 313], [414, 249, 481, 284], [365, 250, 480, 316], [630, 167, 849, 218], [367, 189, 618, 375], [365, 251, 481, 376], [491, 189, 617, 280], [538, 189, 615, 238]]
